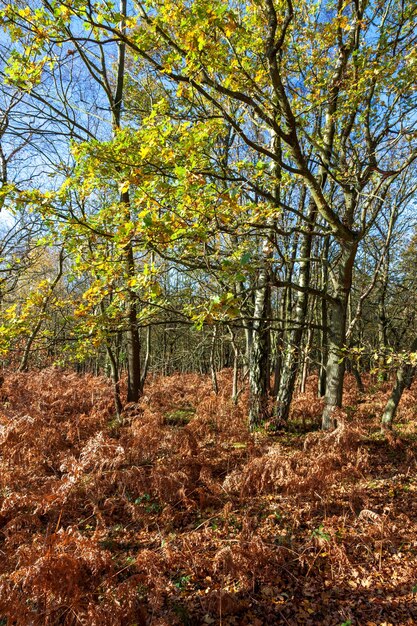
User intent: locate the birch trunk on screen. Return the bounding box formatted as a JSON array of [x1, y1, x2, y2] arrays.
[[248, 262, 271, 429]]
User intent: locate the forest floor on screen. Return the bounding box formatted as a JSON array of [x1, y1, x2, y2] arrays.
[[0, 369, 417, 625]]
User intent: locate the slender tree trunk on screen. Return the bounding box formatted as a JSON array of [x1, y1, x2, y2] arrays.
[[272, 340, 283, 397], [381, 337, 417, 430], [231, 337, 239, 404], [274, 201, 315, 426], [352, 364, 365, 393], [162, 324, 168, 375], [322, 241, 357, 430], [272, 286, 289, 398], [300, 325, 313, 394], [377, 270, 389, 382], [232, 354, 239, 402], [322, 301, 347, 429], [140, 324, 151, 393], [210, 324, 219, 394], [317, 236, 330, 397], [124, 237, 142, 402], [228, 325, 241, 404], [105, 343, 123, 417], [249, 262, 271, 429], [317, 305, 328, 397]]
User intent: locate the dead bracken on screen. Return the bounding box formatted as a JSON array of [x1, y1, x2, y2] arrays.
[[0, 369, 416, 625]]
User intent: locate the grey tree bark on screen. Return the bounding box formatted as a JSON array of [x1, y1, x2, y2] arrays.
[[322, 241, 357, 430], [248, 257, 271, 429], [317, 236, 330, 397], [381, 337, 417, 430], [274, 200, 315, 426]]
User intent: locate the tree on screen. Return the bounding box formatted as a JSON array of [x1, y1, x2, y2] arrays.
[[71, 0, 417, 428], [1, 0, 417, 431]]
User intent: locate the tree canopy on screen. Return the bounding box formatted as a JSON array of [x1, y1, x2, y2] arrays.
[[0, 0, 416, 428]]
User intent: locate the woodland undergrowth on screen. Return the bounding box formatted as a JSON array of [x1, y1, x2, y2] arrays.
[[0, 369, 417, 625]]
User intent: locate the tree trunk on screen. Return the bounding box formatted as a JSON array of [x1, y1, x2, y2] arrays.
[[125, 237, 142, 403], [317, 236, 330, 397], [274, 202, 315, 426], [249, 263, 271, 429], [322, 241, 357, 430], [210, 324, 219, 394], [300, 325, 313, 394], [272, 324, 284, 397], [228, 326, 241, 404], [381, 337, 417, 430], [232, 342, 239, 404], [377, 275, 389, 382], [352, 365, 365, 394], [105, 343, 123, 417], [140, 324, 151, 394]]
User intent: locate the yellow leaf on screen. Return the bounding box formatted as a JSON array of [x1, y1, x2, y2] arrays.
[[118, 180, 130, 193]]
